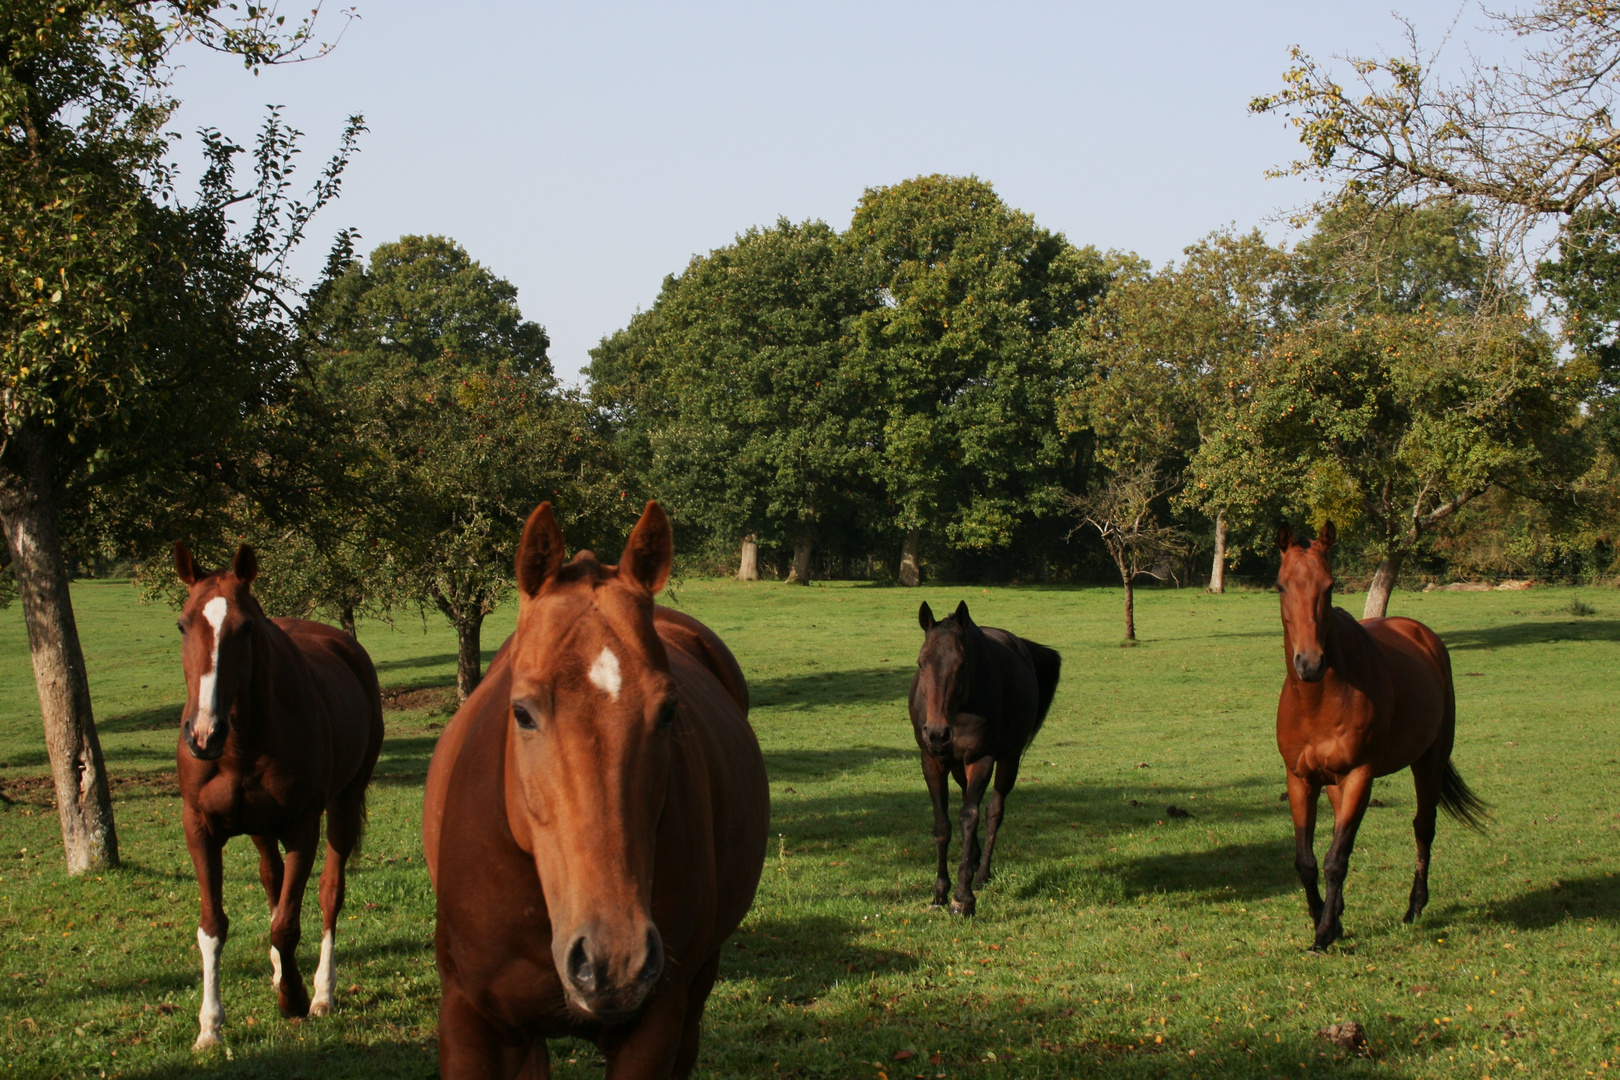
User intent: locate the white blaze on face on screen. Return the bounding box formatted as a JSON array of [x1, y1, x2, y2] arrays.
[[193, 596, 230, 743], [588, 646, 622, 701], [195, 927, 224, 1050], [312, 929, 336, 1013]]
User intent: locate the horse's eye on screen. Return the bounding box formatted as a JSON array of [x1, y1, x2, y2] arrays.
[[176, 619, 186, 634], [655, 698, 678, 731], [512, 702, 539, 731]]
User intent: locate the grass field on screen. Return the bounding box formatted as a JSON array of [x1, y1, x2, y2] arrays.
[[2, 576, 1618, 1079]]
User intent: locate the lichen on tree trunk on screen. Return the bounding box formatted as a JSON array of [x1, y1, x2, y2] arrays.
[[786, 537, 813, 585], [736, 536, 759, 582], [897, 528, 921, 587], [1208, 512, 1227, 594], [1363, 552, 1404, 620], [0, 425, 119, 873]]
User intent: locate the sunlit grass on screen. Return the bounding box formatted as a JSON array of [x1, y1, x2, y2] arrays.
[[2, 578, 1617, 1077]]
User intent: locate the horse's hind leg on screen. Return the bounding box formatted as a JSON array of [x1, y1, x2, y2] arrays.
[[922, 752, 953, 907], [311, 787, 365, 1016], [952, 757, 996, 916], [251, 835, 284, 911], [973, 756, 1020, 888], [1314, 766, 1373, 951], [1405, 747, 1443, 923], [270, 819, 320, 1018]]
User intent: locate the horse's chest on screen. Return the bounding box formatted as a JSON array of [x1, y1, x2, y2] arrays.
[[190, 773, 308, 836]]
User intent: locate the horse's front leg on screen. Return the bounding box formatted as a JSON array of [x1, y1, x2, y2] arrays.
[[973, 756, 1020, 888], [1286, 771, 1324, 932], [601, 980, 689, 1079], [921, 751, 952, 907], [951, 757, 995, 916], [1314, 766, 1374, 951], [184, 811, 229, 1050], [269, 819, 321, 1018]]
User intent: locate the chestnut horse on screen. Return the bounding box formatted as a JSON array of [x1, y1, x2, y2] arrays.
[[1275, 523, 1487, 951], [172, 543, 384, 1049], [911, 600, 1061, 916], [424, 501, 768, 1079]]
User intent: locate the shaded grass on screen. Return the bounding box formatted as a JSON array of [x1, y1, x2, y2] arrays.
[[3, 579, 1619, 1077]]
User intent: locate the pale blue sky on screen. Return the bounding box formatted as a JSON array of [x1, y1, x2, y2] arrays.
[[166, 2, 1495, 381]]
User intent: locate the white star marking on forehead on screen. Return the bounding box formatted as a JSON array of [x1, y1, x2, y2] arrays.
[[588, 646, 622, 701]]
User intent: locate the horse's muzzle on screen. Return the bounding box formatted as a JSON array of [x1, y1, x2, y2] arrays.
[[183, 715, 229, 760], [563, 923, 664, 1021], [1293, 652, 1326, 683], [924, 726, 953, 758]]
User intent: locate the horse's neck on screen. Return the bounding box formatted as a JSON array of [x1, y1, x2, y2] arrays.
[[1286, 607, 1373, 699]]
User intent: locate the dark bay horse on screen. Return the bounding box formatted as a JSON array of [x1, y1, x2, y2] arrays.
[[1275, 523, 1487, 951], [911, 601, 1061, 916], [423, 501, 768, 1079], [172, 543, 384, 1049]]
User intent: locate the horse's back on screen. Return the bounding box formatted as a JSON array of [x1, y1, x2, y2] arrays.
[[273, 618, 384, 785], [1362, 615, 1452, 692], [655, 606, 749, 714], [981, 626, 1061, 740]]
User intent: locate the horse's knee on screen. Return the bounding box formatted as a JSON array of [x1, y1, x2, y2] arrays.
[[1294, 854, 1318, 881]]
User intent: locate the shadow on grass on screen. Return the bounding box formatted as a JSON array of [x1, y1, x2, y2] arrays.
[[750, 666, 911, 710], [118, 1038, 436, 1080], [1441, 619, 1620, 651], [765, 746, 915, 784], [371, 734, 439, 787], [101, 701, 183, 733], [1477, 874, 1620, 928], [730, 912, 920, 1003]]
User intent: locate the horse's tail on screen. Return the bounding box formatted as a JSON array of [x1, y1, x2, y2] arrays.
[[1438, 757, 1491, 831], [1025, 640, 1062, 737]]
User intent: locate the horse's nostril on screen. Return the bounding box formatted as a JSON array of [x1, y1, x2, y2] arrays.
[[566, 936, 596, 993], [638, 929, 664, 988]]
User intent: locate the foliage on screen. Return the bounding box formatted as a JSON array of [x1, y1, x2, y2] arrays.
[[589, 219, 876, 561], [1250, 1, 1620, 258], [1537, 204, 1620, 448], [847, 175, 1108, 552]]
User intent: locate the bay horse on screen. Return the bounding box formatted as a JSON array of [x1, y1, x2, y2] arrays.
[[423, 501, 768, 1079], [172, 542, 384, 1049], [1275, 522, 1487, 951], [911, 600, 1061, 916]]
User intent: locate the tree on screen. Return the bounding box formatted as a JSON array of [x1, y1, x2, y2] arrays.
[[1065, 233, 1294, 592], [1224, 312, 1583, 617], [1251, 1, 1620, 254], [589, 219, 874, 584], [1538, 204, 1620, 447], [308, 236, 627, 698], [847, 175, 1107, 584], [1062, 465, 1187, 642], [1, 1, 356, 873]]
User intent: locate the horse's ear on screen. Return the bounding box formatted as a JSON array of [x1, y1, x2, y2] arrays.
[[620, 501, 673, 596], [953, 600, 972, 625], [918, 602, 935, 631], [517, 502, 566, 598], [1319, 520, 1337, 549], [174, 542, 199, 585], [1276, 523, 1294, 551], [232, 544, 257, 585]]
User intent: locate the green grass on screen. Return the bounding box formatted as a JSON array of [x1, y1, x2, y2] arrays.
[[3, 578, 1619, 1078]]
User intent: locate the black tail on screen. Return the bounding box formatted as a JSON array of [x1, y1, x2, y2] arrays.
[[1438, 758, 1490, 831], [1025, 641, 1062, 737]]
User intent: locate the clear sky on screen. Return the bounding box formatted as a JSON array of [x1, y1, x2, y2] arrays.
[[165, 2, 1496, 381]]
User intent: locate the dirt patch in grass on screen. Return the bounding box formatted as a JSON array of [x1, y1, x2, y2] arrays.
[[0, 769, 177, 808], [381, 684, 457, 714]]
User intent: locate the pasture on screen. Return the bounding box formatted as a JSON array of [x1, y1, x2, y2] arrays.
[[1, 578, 1617, 1078]]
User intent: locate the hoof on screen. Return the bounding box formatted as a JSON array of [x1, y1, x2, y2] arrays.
[[278, 988, 311, 1019], [949, 897, 975, 917], [308, 999, 333, 1018], [193, 1031, 222, 1052]]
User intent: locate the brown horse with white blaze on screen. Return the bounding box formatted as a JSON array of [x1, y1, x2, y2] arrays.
[[1275, 523, 1487, 952], [424, 501, 768, 1079], [172, 542, 384, 1049]]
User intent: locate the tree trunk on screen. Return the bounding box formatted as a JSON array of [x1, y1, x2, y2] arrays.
[[455, 613, 484, 701], [736, 536, 759, 582], [897, 528, 922, 587], [0, 426, 119, 873], [786, 537, 813, 585], [340, 604, 358, 639], [1363, 550, 1405, 620], [1122, 574, 1136, 641], [1208, 512, 1227, 594]]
